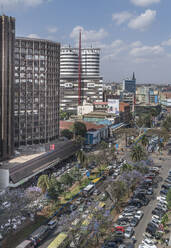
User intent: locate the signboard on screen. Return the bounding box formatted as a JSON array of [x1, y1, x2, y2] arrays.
[[50, 144, 55, 151], [107, 99, 119, 114], [115, 144, 119, 150]]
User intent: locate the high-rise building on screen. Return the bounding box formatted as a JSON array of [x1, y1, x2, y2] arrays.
[[0, 15, 15, 161], [123, 72, 136, 93], [60, 47, 103, 113], [14, 37, 60, 146]]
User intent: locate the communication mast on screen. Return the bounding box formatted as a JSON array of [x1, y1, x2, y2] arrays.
[[78, 30, 82, 105]]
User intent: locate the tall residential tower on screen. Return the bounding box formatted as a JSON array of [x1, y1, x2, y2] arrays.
[[0, 15, 15, 161]]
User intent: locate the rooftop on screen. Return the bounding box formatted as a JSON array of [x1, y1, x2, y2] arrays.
[[60, 120, 105, 131]]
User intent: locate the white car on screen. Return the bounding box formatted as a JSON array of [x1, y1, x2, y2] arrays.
[[135, 210, 144, 220], [139, 243, 156, 248], [158, 199, 168, 205], [138, 245, 148, 248], [151, 218, 160, 226], [142, 238, 157, 247], [2, 202, 11, 208], [152, 215, 161, 221], [157, 196, 166, 201], [12, 224, 17, 230]]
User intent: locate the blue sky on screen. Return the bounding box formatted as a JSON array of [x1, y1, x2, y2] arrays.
[[2, 0, 171, 84]]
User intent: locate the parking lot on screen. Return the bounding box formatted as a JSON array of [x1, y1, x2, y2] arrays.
[[134, 154, 171, 247]]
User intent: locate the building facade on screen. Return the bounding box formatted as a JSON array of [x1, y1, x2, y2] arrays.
[[14, 37, 60, 146], [0, 15, 15, 160], [60, 47, 103, 113], [123, 73, 136, 93]]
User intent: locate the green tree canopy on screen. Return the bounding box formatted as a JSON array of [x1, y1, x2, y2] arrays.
[[106, 181, 126, 213], [60, 110, 70, 120], [61, 129, 73, 140], [166, 188, 171, 209], [37, 174, 51, 194], [76, 149, 88, 168], [162, 116, 171, 131], [131, 145, 146, 162], [72, 121, 87, 138], [141, 135, 149, 147], [60, 173, 74, 187]]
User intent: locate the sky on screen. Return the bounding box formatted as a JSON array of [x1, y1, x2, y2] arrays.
[[1, 0, 171, 84]]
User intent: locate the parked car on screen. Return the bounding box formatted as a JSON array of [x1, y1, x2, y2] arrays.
[[135, 211, 144, 220], [130, 217, 139, 227], [124, 227, 134, 238]]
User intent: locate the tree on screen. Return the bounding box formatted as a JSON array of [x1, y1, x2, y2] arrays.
[[100, 141, 108, 149], [61, 129, 73, 140], [166, 188, 171, 209], [161, 213, 169, 227], [37, 175, 50, 194], [141, 135, 149, 148], [70, 167, 82, 184], [106, 181, 126, 213], [47, 176, 63, 201], [121, 163, 133, 174], [60, 173, 74, 187], [59, 110, 70, 120], [115, 128, 139, 147], [162, 116, 171, 131], [76, 149, 87, 168], [120, 170, 143, 196], [72, 121, 87, 138], [131, 145, 146, 162]]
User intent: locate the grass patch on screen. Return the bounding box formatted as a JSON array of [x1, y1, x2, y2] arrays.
[[2, 215, 47, 248]]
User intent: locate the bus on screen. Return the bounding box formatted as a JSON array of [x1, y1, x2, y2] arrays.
[[48, 233, 69, 248], [82, 184, 95, 195], [16, 240, 34, 248]]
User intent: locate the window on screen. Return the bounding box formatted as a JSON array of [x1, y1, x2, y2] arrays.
[[34, 55, 39, 60], [26, 55, 32, 60]]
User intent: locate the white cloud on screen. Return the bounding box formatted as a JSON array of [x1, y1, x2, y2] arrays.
[[0, 0, 50, 9], [128, 9, 156, 31], [47, 26, 58, 33], [130, 41, 143, 47], [70, 26, 108, 43], [112, 11, 132, 25], [130, 45, 164, 57], [131, 0, 160, 7], [27, 33, 40, 39], [161, 39, 171, 46]]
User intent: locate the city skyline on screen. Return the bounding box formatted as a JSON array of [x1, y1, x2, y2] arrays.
[[1, 0, 171, 84]]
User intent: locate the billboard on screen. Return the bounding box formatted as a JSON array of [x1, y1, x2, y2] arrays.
[[107, 99, 119, 114]]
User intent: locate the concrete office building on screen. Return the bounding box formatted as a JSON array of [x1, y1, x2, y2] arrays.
[[0, 15, 15, 161], [123, 73, 136, 93], [14, 37, 60, 146], [60, 47, 103, 113]]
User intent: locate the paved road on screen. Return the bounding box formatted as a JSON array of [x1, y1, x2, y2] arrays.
[[135, 154, 171, 247]]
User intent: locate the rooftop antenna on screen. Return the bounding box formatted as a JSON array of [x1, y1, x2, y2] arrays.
[[78, 30, 82, 105]]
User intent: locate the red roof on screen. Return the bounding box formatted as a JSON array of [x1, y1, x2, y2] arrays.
[[60, 121, 105, 131], [93, 102, 108, 105], [119, 102, 130, 112]]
